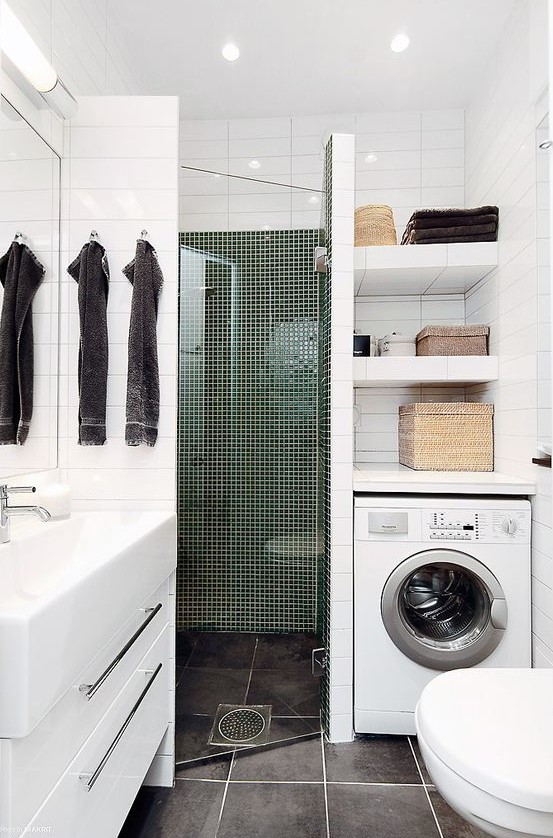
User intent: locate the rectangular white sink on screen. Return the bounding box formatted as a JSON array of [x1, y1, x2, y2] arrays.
[[0, 511, 176, 738]]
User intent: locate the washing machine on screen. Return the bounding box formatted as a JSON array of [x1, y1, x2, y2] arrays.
[[354, 495, 531, 735]]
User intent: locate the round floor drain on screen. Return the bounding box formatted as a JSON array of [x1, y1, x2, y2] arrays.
[[218, 708, 266, 742]]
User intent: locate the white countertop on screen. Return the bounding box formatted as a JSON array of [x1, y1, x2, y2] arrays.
[[353, 463, 536, 495]]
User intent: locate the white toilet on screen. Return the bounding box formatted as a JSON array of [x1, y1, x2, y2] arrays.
[[415, 669, 553, 838]]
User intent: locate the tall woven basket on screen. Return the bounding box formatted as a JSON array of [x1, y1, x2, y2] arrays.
[[355, 204, 397, 246], [398, 402, 494, 471]]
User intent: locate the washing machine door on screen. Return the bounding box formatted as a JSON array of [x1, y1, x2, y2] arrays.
[[381, 549, 508, 670]]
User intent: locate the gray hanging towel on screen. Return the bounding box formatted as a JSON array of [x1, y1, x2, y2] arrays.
[[124, 239, 163, 447], [67, 241, 110, 445], [0, 242, 45, 445]]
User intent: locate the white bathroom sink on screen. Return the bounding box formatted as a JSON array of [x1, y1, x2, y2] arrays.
[[0, 511, 176, 738]]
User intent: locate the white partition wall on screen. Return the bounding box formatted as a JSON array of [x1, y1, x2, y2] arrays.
[[323, 134, 355, 742], [59, 95, 179, 785], [59, 96, 179, 513]]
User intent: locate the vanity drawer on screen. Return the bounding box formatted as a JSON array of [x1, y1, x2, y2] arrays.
[[23, 623, 170, 838], [1, 576, 172, 830]]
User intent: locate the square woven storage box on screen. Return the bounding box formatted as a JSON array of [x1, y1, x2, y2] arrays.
[[416, 325, 489, 356], [398, 402, 494, 471]]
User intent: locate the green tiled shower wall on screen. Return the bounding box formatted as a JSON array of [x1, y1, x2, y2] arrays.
[[178, 229, 323, 632]]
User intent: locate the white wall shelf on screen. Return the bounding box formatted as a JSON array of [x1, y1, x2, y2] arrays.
[[353, 463, 536, 495], [354, 242, 498, 296], [353, 355, 499, 387]]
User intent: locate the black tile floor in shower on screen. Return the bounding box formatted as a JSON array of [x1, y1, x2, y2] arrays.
[[119, 632, 488, 838]]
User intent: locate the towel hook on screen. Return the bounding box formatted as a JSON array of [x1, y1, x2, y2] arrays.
[[13, 231, 26, 243], [140, 229, 149, 241], [89, 229, 100, 243]]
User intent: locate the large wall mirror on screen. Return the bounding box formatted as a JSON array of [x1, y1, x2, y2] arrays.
[[0, 96, 60, 475]]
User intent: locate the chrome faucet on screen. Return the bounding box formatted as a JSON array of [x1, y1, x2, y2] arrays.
[[0, 484, 51, 544]]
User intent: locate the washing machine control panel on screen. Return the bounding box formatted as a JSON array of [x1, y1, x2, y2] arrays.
[[423, 509, 530, 542]]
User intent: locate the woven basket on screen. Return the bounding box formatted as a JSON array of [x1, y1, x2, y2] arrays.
[[355, 204, 397, 246], [416, 325, 489, 356], [398, 402, 493, 471]]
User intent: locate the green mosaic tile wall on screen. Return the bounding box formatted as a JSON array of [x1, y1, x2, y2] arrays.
[[178, 229, 323, 632], [320, 139, 332, 737]]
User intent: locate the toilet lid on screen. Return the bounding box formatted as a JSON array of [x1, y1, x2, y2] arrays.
[[416, 669, 553, 813]]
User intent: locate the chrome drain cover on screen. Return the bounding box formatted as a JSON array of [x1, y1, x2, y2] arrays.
[[220, 708, 265, 741], [208, 704, 272, 747]]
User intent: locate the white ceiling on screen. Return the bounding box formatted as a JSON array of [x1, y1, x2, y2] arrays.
[[107, 0, 516, 119]]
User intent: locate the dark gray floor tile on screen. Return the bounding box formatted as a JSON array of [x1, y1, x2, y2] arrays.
[[410, 736, 432, 783], [325, 735, 420, 784], [254, 633, 319, 671], [177, 755, 232, 780], [118, 780, 223, 838], [327, 784, 440, 838], [218, 782, 326, 838], [175, 632, 196, 664], [187, 632, 257, 669], [175, 713, 233, 769], [429, 789, 490, 837], [268, 715, 321, 741], [176, 668, 250, 715], [231, 730, 323, 781], [246, 668, 320, 716]]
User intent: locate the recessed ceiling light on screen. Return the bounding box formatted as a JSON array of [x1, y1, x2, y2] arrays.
[[248, 159, 261, 169], [364, 153, 378, 163], [391, 33, 409, 53], [212, 172, 222, 178], [308, 194, 319, 204], [222, 43, 240, 61]]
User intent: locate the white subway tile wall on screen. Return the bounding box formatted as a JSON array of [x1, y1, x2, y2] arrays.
[[59, 96, 179, 517], [179, 109, 464, 236], [464, 2, 551, 667]]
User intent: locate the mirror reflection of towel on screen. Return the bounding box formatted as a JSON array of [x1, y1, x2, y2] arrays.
[[124, 240, 163, 447], [0, 242, 45, 445]]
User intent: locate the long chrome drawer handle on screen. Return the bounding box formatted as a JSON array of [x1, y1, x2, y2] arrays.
[[79, 662, 163, 792], [79, 603, 163, 700]]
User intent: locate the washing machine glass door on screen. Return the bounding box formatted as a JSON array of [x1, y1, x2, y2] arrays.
[[381, 549, 507, 670]]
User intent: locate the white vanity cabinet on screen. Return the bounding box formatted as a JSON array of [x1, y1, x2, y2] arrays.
[[0, 570, 176, 837]]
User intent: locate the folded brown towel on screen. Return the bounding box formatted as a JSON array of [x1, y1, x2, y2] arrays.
[[406, 222, 498, 243], [402, 208, 499, 244], [0, 242, 45, 444], [407, 213, 498, 231], [408, 232, 498, 244], [409, 205, 498, 220]]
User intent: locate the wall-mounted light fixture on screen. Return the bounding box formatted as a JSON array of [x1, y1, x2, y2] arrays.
[[0, 1, 78, 118]]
